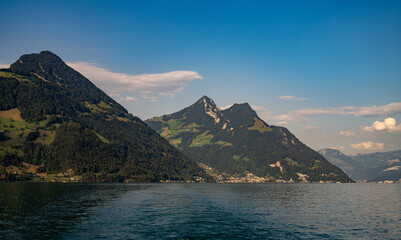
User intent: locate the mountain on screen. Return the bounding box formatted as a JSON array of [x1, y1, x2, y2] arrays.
[[146, 96, 353, 182], [319, 149, 401, 182], [317, 149, 362, 176], [0, 51, 208, 182]]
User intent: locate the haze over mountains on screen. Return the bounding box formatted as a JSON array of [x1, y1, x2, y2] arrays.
[[0, 51, 208, 182], [319, 148, 401, 182], [146, 96, 352, 182]]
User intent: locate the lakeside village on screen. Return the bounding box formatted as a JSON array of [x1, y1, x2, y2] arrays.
[[1, 162, 400, 183]]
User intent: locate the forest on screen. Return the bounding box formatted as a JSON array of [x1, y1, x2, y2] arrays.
[[0, 51, 208, 182]]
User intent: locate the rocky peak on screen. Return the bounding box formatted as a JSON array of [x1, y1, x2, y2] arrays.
[[199, 96, 219, 110], [195, 96, 222, 124]]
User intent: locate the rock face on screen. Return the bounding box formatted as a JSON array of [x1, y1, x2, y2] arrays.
[[319, 148, 401, 182], [0, 51, 208, 182], [146, 96, 353, 182]]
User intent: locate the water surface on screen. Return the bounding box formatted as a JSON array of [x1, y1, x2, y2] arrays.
[[1, 183, 400, 239]]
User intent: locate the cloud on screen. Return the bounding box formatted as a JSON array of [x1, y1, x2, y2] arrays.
[[277, 95, 309, 101], [339, 130, 356, 136], [329, 146, 345, 150], [118, 96, 138, 103], [124, 96, 137, 102], [67, 61, 202, 100], [317, 134, 330, 139], [272, 102, 401, 125], [220, 104, 233, 110], [363, 117, 401, 132], [141, 95, 157, 102], [350, 141, 384, 150], [0, 64, 10, 69], [251, 105, 272, 122], [304, 125, 319, 131]]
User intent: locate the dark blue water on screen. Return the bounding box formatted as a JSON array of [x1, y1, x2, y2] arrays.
[[1, 183, 400, 239]]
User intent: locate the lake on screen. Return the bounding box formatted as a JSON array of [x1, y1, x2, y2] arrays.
[[0, 183, 400, 239]]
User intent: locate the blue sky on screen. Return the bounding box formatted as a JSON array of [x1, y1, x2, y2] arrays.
[[1, 0, 400, 154]]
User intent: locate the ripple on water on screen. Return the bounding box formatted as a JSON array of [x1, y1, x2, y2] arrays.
[[0, 183, 400, 239]]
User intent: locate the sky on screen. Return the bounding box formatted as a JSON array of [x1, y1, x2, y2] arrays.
[[1, 0, 400, 155]]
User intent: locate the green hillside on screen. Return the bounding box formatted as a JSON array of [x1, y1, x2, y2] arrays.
[[0, 51, 208, 182], [147, 96, 353, 183]]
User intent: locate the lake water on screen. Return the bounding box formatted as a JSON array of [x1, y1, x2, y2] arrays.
[[0, 183, 400, 239]]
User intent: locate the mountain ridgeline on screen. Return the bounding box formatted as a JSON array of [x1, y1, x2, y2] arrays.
[[0, 51, 208, 182], [146, 96, 353, 182], [319, 148, 401, 182]]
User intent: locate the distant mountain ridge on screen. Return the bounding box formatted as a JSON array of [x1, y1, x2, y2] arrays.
[[0, 51, 208, 182], [146, 96, 353, 182], [319, 148, 401, 182]]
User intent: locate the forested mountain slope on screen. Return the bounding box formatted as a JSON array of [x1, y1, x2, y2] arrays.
[[147, 96, 352, 183], [0, 51, 208, 182]]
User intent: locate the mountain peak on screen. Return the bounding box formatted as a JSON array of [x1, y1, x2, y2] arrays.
[[8, 51, 128, 114], [10, 50, 67, 77], [1, 51, 208, 182], [224, 102, 256, 116], [196, 96, 220, 112], [231, 102, 252, 110], [201, 95, 211, 101], [146, 97, 353, 183]]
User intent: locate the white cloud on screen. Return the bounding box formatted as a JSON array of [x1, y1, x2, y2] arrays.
[[363, 117, 401, 132], [272, 102, 401, 125], [318, 134, 330, 139], [67, 61, 202, 100], [251, 105, 272, 122], [220, 104, 233, 110], [304, 125, 319, 131], [141, 94, 157, 102], [124, 96, 137, 102], [277, 95, 309, 101], [350, 141, 384, 150], [118, 96, 138, 103], [339, 130, 356, 136], [329, 146, 345, 150], [278, 96, 295, 100], [0, 64, 10, 69], [353, 103, 401, 116]]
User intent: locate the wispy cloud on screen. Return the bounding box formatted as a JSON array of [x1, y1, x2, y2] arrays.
[[363, 117, 401, 132], [339, 130, 356, 136], [318, 134, 330, 139], [273, 102, 401, 125], [124, 96, 138, 102], [0, 64, 10, 69], [118, 96, 138, 103], [220, 104, 233, 110], [277, 95, 309, 101], [304, 125, 319, 131], [350, 141, 384, 150], [67, 61, 202, 101]]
